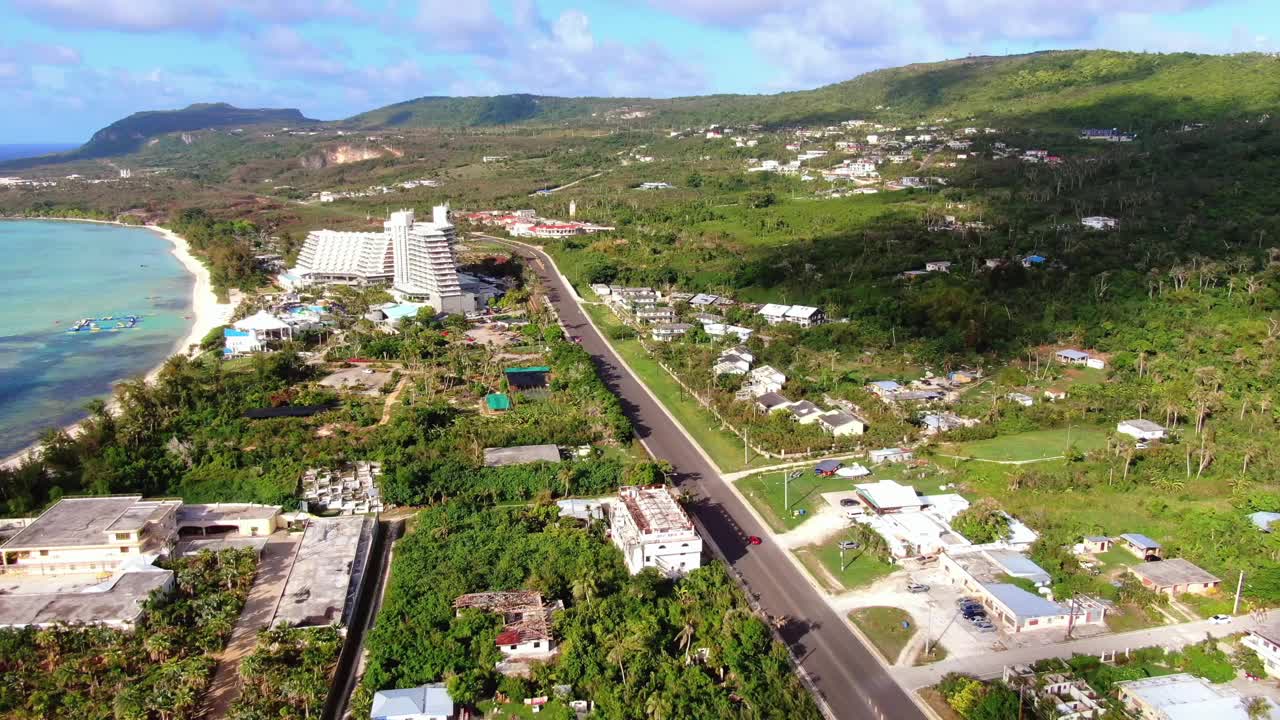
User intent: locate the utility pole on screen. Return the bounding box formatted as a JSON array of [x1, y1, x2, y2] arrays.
[[783, 469, 789, 515], [1234, 571, 1245, 615]]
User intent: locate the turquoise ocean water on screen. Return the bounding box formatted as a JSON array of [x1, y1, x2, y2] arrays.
[[0, 220, 194, 458]]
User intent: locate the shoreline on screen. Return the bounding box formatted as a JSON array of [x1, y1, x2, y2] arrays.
[[0, 216, 240, 469]]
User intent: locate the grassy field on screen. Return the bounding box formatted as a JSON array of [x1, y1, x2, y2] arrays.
[[581, 298, 770, 473], [849, 606, 916, 663], [913, 643, 948, 666], [795, 542, 895, 592], [736, 469, 860, 532], [1104, 604, 1165, 633], [941, 427, 1109, 462]]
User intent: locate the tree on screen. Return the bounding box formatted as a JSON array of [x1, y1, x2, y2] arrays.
[[950, 499, 1011, 544]]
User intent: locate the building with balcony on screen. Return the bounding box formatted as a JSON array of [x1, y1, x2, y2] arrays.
[[610, 485, 702, 577]]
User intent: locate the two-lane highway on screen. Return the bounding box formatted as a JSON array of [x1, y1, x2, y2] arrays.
[[487, 236, 925, 720]]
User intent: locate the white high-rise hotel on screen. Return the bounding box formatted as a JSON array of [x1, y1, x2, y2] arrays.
[[288, 204, 476, 314]]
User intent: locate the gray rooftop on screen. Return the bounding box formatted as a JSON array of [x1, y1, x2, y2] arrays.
[[1130, 558, 1221, 588], [2, 496, 176, 550], [272, 516, 373, 628], [1250, 512, 1280, 532], [985, 550, 1051, 585], [372, 683, 454, 719], [0, 569, 172, 628], [483, 444, 562, 467], [1120, 532, 1162, 549], [982, 582, 1066, 619], [818, 411, 859, 428], [177, 503, 280, 523], [756, 392, 790, 409]]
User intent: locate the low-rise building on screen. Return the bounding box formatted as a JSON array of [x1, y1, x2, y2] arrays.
[[787, 400, 824, 424], [941, 548, 1107, 633], [783, 305, 825, 327], [703, 322, 753, 341], [609, 485, 702, 577], [1119, 533, 1163, 559], [1081, 216, 1118, 231], [454, 590, 561, 662], [755, 392, 792, 414], [1, 496, 180, 576], [854, 480, 923, 514], [744, 365, 786, 395], [868, 447, 913, 464], [757, 303, 791, 325], [371, 683, 455, 720], [1056, 349, 1090, 365], [818, 411, 866, 437], [1129, 558, 1222, 596], [634, 307, 677, 324], [1115, 673, 1278, 720], [1003, 666, 1105, 720], [1007, 392, 1034, 407], [1243, 627, 1280, 678], [1118, 419, 1166, 441], [650, 322, 692, 342], [713, 351, 752, 376]]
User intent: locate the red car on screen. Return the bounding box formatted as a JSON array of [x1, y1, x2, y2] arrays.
[[747, 536, 763, 545]]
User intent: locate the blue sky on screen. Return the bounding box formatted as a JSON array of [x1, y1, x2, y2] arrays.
[[0, 0, 1274, 142]]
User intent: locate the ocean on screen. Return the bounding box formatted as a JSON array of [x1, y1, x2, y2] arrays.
[[0, 143, 79, 163], [0, 220, 195, 458]]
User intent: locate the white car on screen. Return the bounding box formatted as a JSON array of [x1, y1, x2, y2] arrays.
[[1209, 614, 1232, 625]]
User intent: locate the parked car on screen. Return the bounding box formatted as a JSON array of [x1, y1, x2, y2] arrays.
[[963, 607, 986, 620], [838, 540, 861, 550], [1209, 614, 1232, 625], [906, 583, 930, 593], [972, 621, 996, 633], [839, 498, 859, 507]]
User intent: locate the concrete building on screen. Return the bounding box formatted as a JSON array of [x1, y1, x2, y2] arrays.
[[1, 496, 180, 576], [940, 547, 1107, 633], [0, 561, 175, 629], [854, 480, 923, 514], [454, 591, 561, 665], [1128, 558, 1222, 596], [1243, 628, 1280, 678], [1118, 533, 1163, 559], [868, 447, 913, 464], [1115, 673, 1280, 720], [176, 504, 280, 538], [1118, 419, 1166, 441], [371, 683, 455, 720], [650, 322, 693, 342], [610, 485, 702, 577], [391, 205, 477, 314], [1003, 666, 1105, 720], [272, 516, 374, 629], [290, 227, 395, 286]]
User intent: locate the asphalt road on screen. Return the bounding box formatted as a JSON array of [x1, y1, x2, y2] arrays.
[[487, 236, 925, 720]]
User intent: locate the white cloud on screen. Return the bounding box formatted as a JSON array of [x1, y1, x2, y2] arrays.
[[12, 0, 365, 33]]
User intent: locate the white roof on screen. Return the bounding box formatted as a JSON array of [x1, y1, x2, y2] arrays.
[[234, 311, 291, 332], [372, 684, 454, 719], [1115, 674, 1272, 720], [855, 480, 922, 510], [758, 303, 791, 317], [1120, 419, 1165, 432], [784, 305, 819, 319]]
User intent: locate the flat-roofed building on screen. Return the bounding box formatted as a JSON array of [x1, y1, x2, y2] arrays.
[[854, 480, 923, 514], [1115, 673, 1278, 720], [610, 485, 702, 577], [177, 503, 280, 538], [272, 515, 374, 629], [1129, 558, 1222, 596], [941, 547, 1106, 632], [0, 563, 175, 629], [1, 496, 180, 576]]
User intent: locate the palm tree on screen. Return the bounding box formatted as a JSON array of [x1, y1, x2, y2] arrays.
[[571, 573, 598, 607]]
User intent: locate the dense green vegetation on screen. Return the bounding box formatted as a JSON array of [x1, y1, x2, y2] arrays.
[[357, 501, 820, 719], [0, 549, 257, 720], [228, 626, 343, 720]]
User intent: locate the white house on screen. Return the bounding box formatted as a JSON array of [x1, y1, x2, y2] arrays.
[[224, 311, 293, 356], [1243, 628, 1280, 678], [1081, 216, 1118, 231], [757, 303, 791, 325], [713, 352, 752, 376], [783, 305, 825, 327], [1007, 392, 1034, 407], [925, 261, 952, 272], [787, 400, 824, 424], [869, 447, 913, 464], [650, 323, 692, 342], [1055, 349, 1090, 366], [1117, 419, 1166, 441], [704, 323, 753, 341], [454, 591, 559, 660], [610, 485, 702, 576], [817, 411, 866, 437], [744, 365, 786, 395], [371, 684, 455, 720]]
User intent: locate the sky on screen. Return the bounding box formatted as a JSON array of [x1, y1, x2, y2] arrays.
[[0, 0, 1276, 142]]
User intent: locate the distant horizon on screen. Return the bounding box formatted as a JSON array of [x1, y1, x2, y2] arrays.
[[0, 142, 81, 162]]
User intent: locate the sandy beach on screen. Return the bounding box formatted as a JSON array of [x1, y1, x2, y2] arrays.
[[0, 218, 239, 469]]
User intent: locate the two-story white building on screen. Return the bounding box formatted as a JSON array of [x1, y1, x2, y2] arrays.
[[610, 485, 702, 577], [0, 496, 180, 576], [1243, 628, 1280, 678]]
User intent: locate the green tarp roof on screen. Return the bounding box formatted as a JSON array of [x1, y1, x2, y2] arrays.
[[504, 366, 550, 373], [485, 393, 512, 410]]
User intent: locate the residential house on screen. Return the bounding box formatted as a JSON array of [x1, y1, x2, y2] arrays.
[[1118, 533, 1163, 559], [868, 448, 913, 464], [634, 307, 677, 324], [1056, 349, 1090, 366], [224, 311, 293, 356], [1007, 392, 1034, 407], [1115, 674, 1278, 720], [744, 366, 786, 396], [454, 591, 561, 660], [1081, 216, 1118, 231], [1117, 419, 1166, 442], [650, 323, 692, 342], [692, 312, 724, 324], [867, 380, 903, 399], [787, 400, 824, 424], [1242, 628, 1280, 678], [783, 305, 826, 327], [924, 261, 952, 272], [854, 480, 923, 514], [1129, 558, 1222, 596], [1081, 536, 1112, 553], [817, 411, 866, 437], [757, 304, 791, 325], [713, 352, 753, 376], [754, 392, 793, 414], [610, 485, 702, 576], [371, 684, 455, 720], [704, 323, 753, 341]]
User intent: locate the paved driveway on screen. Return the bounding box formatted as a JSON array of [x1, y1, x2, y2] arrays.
[[200, 532, 301, 718]]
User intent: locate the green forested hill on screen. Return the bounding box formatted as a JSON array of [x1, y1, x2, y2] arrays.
[[345, 51, 1280, 130]]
